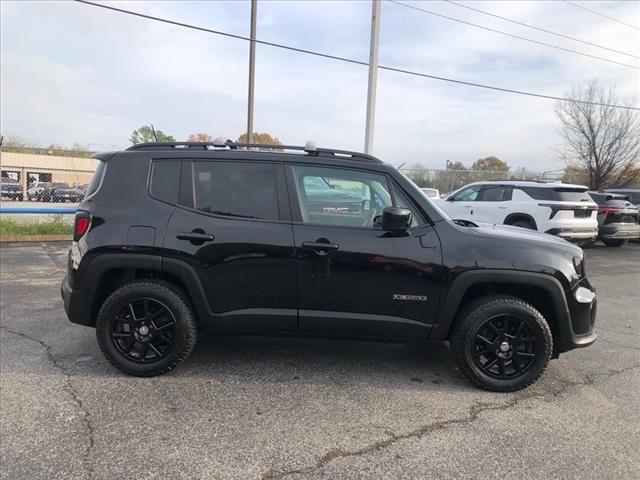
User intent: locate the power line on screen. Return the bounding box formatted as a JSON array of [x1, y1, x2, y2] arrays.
[[387, 0, 639, 70], [444, 0, 640, 60], [563, 0, 640, 31], [73, 0, 640, 111]]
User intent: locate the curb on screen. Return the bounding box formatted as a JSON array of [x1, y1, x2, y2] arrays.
[[0, 235, 71, 243]]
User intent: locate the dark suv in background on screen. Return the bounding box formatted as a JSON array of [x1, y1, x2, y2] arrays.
[[588, 191, 640, 247], [61, 140, 597, 391]]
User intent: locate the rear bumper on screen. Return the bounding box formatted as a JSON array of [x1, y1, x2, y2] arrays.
[[598, 223, 640, 240], [61, 273, 94, 327], [545, 227, 598, 241]]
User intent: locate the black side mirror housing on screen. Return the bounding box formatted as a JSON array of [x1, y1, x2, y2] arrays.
[[381, 207, 412, 232]]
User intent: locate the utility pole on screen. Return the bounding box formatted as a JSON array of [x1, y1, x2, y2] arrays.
[[364, 0, 381, 154], [247, 0, 257, 144]]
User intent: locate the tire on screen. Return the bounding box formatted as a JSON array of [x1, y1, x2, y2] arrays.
[[96, 280, 198, 376], [602, 239, 626, 247], [451, 295, 553, 392], [508, 219, 536, 230], [582, 240, 597, 248]]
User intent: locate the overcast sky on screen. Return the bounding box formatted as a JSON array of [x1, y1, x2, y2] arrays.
[[1, 0, 639, 170]]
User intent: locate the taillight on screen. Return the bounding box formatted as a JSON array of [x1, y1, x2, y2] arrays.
[[74, 211, 91, 242], [598, 207, 622, 214]]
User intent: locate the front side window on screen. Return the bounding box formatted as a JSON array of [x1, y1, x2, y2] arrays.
[[193, 162, 279, 220], [293, 165, 392, 228], [451, 185, 481, 201]]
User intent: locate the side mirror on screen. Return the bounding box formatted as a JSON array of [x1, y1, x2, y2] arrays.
[[381, 207, 412, 232], [446, 196, 456, 201]]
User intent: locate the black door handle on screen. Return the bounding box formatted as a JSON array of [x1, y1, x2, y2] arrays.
[[302, 241, 339, 256], [177, 231, 215, 244]]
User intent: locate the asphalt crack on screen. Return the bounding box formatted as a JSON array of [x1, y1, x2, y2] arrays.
[[261, 364, 640, 480], [0, 325, 96, 479]]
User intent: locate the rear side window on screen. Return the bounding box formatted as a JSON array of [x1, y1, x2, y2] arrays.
[[520, 186, 591, 202], [85, 160, 106, 198], [150, 160, 181, 204], [192, 162, 279, 220]]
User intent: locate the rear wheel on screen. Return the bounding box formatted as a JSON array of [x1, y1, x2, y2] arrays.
[[96, 280, 198, 376], [602, 239, 626, 247], [452, 295, 552, 392], [507, 218, 536, 230]]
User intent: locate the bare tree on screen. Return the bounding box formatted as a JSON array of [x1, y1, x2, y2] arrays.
[[555, 81, 640, 189]]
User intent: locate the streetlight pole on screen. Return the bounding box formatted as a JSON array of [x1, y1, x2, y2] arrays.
[[364, 0, 381, 154], [247, 0, 257, 144]]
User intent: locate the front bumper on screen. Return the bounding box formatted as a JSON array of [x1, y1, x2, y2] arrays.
[[558, 279, 597, 353], [545, 227, 598, 242], [598, 223, 640, 240]]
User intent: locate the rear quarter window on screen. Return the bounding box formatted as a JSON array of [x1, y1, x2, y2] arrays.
[[150, 159, 181, 204], [85, 160, 107, 198]]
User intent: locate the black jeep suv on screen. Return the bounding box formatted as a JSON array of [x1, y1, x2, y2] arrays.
[[61, 140, 597, 391]]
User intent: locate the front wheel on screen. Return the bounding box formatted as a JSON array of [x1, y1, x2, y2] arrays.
[[96, 280, 198, 376], [602, 239, 626, 247], [451, 295, 553, 392]]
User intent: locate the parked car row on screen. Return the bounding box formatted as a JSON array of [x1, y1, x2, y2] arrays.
[[434, 181, 639, 247], [0, 181, 87, 202]]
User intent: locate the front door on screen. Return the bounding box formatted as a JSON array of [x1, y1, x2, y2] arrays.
[[287, 164, 442, 339]]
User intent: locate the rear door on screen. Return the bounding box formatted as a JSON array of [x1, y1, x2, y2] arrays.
[[163, 158, 298, 332], [287, 164, 442, 339], [472, 184, 513, 224]]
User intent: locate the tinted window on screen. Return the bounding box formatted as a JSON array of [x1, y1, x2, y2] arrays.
[[477, 185, 512, 201], [293, 165, 392, 228], [86, 161, 106, 198], [193, 162, 279, 220], [520, 186, 591, 202], [150, 160, 180, 204]]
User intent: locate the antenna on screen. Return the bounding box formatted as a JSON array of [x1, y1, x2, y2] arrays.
[[150, 124, 159, 143]]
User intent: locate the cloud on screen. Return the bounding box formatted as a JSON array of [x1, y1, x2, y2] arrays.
[[1, 0, 638, 169]]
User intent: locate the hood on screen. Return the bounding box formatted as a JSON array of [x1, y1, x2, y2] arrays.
[[471, 222, 577, 247]]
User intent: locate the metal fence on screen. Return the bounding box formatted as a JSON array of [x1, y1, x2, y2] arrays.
[[0, 150, 97, 204], [399, 167, 590, 195], [1, 148, 594, 206]]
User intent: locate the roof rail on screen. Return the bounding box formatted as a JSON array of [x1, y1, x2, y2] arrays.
[[126, 141, 382, 163]]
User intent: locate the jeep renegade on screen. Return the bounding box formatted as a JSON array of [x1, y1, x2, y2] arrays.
[[61, 140, 597, 391]]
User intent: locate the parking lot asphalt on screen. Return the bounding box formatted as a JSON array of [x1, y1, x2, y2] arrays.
[[1, 242, 638, 479]]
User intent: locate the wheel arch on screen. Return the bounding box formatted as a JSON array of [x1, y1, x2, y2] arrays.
[[73, 252, 212, 327], [503, 212, 538, 229], [431, 270, 572, 355]]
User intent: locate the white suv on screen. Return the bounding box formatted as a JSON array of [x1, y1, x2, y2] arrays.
[[436, 181, 599, 243]]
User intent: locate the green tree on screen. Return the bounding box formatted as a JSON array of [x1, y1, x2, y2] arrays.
[[471, 156, 510, 172], [187, 133, 213, 142], [129, 125, 175, 145], [237, 132, 282, 145]]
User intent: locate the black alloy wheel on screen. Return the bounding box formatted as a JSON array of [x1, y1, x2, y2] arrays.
[[96, 280, 198, 376], [452, 295, 552, 392], [472, 314, 536, 379], [111, 298, 177, 363]]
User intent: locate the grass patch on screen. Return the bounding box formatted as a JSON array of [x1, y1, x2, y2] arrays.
[[0, 219, 73, 236]]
